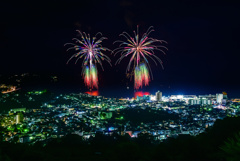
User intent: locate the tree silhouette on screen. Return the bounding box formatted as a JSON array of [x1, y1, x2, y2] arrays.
[[221, 132, 240, 161]]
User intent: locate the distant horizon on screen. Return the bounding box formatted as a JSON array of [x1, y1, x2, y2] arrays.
[[35, 85, 240, 99], [1, 72, 239, 98]]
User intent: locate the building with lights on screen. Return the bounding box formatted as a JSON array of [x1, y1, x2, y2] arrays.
[[16, 113, 24, 124], [216, 93, 223, 104], [156, 91, 162, 102]]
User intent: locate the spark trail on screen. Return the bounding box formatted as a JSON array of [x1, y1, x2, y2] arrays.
[[65, 30, 111, 89], [114, 26, 167, 89]]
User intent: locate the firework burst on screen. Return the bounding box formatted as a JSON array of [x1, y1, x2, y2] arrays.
[[65, 30, 111, 89], [113, 26, 167, 90]]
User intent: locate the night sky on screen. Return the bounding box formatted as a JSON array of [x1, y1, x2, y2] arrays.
[[1, 0, 240, 98]]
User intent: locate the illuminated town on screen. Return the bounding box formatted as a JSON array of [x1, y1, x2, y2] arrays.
[[1, 79, 239, 144]]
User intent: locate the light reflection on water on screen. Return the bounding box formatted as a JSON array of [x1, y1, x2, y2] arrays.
[[85, 90, 99, 96]]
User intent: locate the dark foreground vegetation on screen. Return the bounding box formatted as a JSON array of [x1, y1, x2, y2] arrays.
[[1, 117, 240, 161]]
